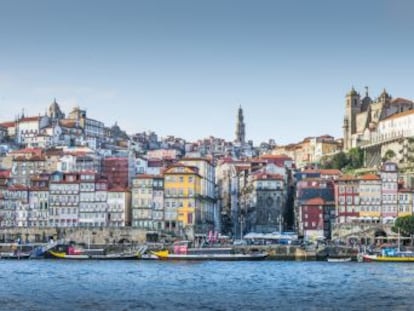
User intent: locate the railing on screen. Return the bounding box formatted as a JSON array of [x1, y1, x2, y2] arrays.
[[360, 130, 414, 147]]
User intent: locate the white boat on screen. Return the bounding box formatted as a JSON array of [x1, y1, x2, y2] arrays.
[[327, 257, 352, 262]]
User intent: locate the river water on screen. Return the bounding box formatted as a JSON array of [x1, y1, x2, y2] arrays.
[[0, 260, 413, 311]]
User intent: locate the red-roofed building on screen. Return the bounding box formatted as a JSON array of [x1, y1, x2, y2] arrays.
[[357, 173, 382, 223], [16, 115, 49, 145], [335, 174, 360, 223], [0, 121, 16, 139], [10, 148, 43, 158], [300, 197, 335, 239], [271, 135, 341, 168], [259, 154, 294, 169]]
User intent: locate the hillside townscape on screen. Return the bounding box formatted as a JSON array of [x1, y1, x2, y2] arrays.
[[1, 87, 414, 245]]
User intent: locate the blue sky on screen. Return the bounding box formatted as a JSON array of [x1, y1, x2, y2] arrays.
[[1, 0, 413, 145]]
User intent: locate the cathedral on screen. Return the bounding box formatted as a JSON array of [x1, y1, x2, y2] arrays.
[[343, 87, 414, 151], [343, 87, 414, 168]]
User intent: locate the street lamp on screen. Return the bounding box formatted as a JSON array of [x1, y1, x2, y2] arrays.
[[239, 215, 244, 240], [278, 215, 283, 234]]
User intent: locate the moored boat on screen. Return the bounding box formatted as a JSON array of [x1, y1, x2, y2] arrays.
[[360, 252, 414, 262], [151, 240, 268, 261], [152, 249, 268, 261], [48, 250, 139, 260], [47, 244, 139, 260], [360, 229, 414, 262]]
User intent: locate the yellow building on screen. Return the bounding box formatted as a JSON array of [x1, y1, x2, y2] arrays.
[[358, 174, 382, 221], [163, 164, 201, 234]]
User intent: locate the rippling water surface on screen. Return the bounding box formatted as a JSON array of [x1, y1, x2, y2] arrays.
[[1, 260, 414, 311]]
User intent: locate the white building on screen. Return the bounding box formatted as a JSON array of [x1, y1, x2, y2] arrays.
[[16, 116, 50, 146], [107, 187, 131, 227]]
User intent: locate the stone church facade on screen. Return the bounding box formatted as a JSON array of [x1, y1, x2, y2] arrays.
[[343, 87, 414, 170]]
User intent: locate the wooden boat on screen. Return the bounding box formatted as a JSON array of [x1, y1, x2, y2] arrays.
[[47, 244, 139, 260], [152, 249, 268, 261], [327, 257, 352, 263], [48, 250, 139, 260], [152, 241, 268, 261], [48, 250, 90, 259], [360, 252, 414, 262]]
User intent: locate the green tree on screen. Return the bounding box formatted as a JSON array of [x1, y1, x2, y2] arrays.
[[347, 147, 364, 169], [331, 152, 348, 170], [320, 148, 365, 171], [392, 216, 414, 245]]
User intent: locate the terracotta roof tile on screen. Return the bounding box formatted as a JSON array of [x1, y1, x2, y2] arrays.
[[319, 169, 343, 176], [108, 186, 129, 192], [338, 174, 358, 181], [0, 121, 15, 128], [134, 174, 155, 179], [19, 116, 40, 122], [359, 173, 380, 181], [10, 147, 42, 154], [391, 97, 413, 104], [8, 184, 29, 191], [305, 197, 325, 205], [252, 172, 284, 181], [384, 109, 414, 121]]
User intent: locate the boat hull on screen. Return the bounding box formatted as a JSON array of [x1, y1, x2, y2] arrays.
[[48, 250, 138, 260], [152, 250, 268, 261], [362, 254, 414, 262]]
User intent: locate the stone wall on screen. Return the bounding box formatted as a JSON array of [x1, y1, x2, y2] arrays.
[[0, 227, 148, 244]]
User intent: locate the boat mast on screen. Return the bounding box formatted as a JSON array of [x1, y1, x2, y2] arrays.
[[398, 228, 401, 252]]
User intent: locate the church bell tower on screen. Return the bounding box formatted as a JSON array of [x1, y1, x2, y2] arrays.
[[235, 106, 246, 144]]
